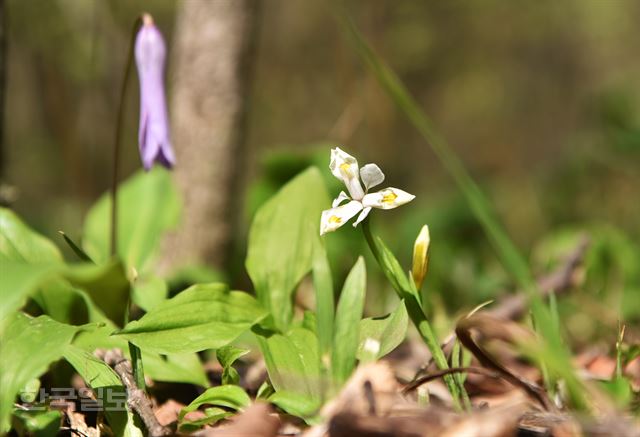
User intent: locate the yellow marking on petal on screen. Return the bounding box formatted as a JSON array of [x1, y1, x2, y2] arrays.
[[329, 215, 342, 224], [382, 191, 398, 204], [339, 163, 353, 178]]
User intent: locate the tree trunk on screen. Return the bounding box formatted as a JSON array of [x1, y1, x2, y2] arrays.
[[158, 0, 258, 273]]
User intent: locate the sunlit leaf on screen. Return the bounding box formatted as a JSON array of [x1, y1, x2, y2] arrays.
[[255, 326, 321, 416], [357, 301, 408, 361], [246, 167, 330, 331], [0, 207, 62, 263], [0, 314, 78, 433], [64, 345, 142, 437], [83, 167, 180, 272], [178, 385, 250, 421], [115, 283, 267, 354], [332, 257, 366, 384]]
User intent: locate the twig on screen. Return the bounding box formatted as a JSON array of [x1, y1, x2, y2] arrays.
[[455, 314, 555, 411], [489, 236, 590, 321], [96, 349, 171, 436], [403, 366, 501, 394]]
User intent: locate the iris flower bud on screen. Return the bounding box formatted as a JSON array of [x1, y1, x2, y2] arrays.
[[411, 225, 430, 290], [135, 14, 175, 170]]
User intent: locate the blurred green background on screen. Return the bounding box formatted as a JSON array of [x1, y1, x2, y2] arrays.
[[3, 1, 639, 338]]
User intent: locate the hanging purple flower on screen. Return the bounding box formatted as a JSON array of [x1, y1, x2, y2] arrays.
[[135, 14, 175, 170]]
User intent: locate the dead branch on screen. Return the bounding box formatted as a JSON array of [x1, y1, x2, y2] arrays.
[[455, 313, 554, 411], [95, 349, 171, 436]]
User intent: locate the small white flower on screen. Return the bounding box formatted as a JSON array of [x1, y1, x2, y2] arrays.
[[320, 147, 415, 235]]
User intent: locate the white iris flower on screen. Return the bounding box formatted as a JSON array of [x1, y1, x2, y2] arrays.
[[320, 147, 415, 235]]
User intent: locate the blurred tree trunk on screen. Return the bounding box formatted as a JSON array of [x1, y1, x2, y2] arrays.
[[158, 0, 258, 274]]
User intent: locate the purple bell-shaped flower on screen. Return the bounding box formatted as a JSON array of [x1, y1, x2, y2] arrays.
[[135, 14, 175, 170]]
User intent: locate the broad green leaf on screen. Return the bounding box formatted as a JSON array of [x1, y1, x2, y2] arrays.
[[64, 345, 142, 437], [12, 410, 62, 437], [132, 275, 168, 312], [332, 257, 366, 384], [246, 167, 330, 331], [0, 207, 62, 263], [31, 279, 91, 325], [268, 391, 321, 420], [65, 260, 130, 325], [312, 244, 334, 356], [0, 262, 57, 323], [356, 301, 408, 361], [0, 313, 78, 433], [179, 385, 250, 421], [143, 353, 208, 387], [83, 167, 180, 272], [255, 326, 321, 414], [71, 320, 208, 387], [115, 283, 267, 354]]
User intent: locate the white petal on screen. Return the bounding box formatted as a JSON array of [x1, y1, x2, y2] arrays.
[[360, 163, 385, 191], [320, 200, 363, 235], [329, 147, 365, 200], [362, 187, 415, 210], [352, 206, 372, 227], [332, 191, 351, 208]]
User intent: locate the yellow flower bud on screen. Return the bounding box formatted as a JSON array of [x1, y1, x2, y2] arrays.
[[411, 225, 430, 290]]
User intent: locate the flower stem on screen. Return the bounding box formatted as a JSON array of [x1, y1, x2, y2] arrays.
[[111, 16, 146, 396], [110, 16, 142, 257], [362, 219, 466, 411]]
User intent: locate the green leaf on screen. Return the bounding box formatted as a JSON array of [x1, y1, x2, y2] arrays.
[[132, 275, 168, 312], [246, 167, 330, 331], [179, 385, 250, 421], [71, 319, 209, 387], [65, 260, 130, 325], [0, 207, 62, 263], [58, 231, 93, 262], [83, 167, 180, 272], [357, 301, 408, 361], [255, 326, 322, 414], [0, 262, 57, 323], [144, 353, 209, 387], [115, 283, 268, 354], [64, 345, 142, 437], [178, 407, 231, 432], [268, 391, 321, 420], [12, 410, 62, 437], [312, 244, 334, 356], [332, 257, 366, 384], [0, 313, 78, 433], [217, 346, 249, 385]]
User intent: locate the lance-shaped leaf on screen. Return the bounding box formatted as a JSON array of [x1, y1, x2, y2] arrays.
[[255, 326, 322, 417], [64, 345, 142, 437], [357, 301, 408, 361], [332, 257, 366, 384], [0, 314, 79, 433], [246, 167, 330, 331], [115, 283, 267, 354]]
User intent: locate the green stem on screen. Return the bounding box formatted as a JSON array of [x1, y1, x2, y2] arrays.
[[362, 220, 465, 411]]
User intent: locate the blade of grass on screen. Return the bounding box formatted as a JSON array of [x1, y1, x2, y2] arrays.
[[334, 4, 588, 411]]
